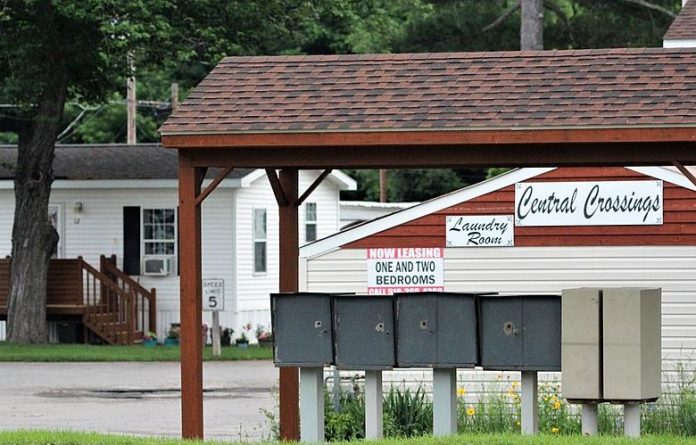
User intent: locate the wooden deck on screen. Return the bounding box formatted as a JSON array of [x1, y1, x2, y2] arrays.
[[0, 259, 85, 319], [0, 257, 156, 345]]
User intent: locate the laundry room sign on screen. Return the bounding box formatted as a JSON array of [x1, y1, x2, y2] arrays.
[[446, 215, 514, 247]]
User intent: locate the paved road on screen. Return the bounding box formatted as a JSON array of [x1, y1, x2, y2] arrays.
[[0, 361, 278, 442]]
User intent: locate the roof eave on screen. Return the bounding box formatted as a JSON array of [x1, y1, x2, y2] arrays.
[[162, 126, 696, 149]]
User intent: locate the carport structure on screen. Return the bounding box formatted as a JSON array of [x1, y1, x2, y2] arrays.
[[160, 48, 696, 440]]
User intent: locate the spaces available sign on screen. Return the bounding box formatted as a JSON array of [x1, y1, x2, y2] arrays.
[[366, 247, 444, 295], [446, 215, 514, 247], [515, 180, 663, 226]]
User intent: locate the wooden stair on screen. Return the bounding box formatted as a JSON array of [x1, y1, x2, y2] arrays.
[[81, 256, 156, 345]]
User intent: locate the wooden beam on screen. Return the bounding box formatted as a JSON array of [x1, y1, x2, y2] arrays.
[[296, 169, 332, 207], [196, 167, 208, 190], [195, 166, 234, 207], [162, 126, 696, 149], [177, 142, 696, 169], [178, 163, 205, 440], [266, 168, 289, 207], [674, 161, 696, 188], [278, 168, 300, 441]]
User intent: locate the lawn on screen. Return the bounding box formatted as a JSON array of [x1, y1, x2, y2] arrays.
[[0, 342, 273, 362], [2, 431, 696, 445]]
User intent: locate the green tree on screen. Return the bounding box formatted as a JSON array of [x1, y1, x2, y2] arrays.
[[0, 0, 311, 343]]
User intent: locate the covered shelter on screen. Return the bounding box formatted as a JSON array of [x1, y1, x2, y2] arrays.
[[160, 48, 696, 440]]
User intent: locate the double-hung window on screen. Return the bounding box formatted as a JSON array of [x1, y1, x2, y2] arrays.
[[305, 202, 317, 242], [253, 208, 267, 273], [142, 208, 177, 274]]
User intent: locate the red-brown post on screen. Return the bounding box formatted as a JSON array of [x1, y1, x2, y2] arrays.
[[278, 168, 300, 441], [178, 164, 205, 439]]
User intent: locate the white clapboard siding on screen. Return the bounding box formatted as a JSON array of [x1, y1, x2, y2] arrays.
[[234, 170, 342, 333], [304, 246, 696, 379]]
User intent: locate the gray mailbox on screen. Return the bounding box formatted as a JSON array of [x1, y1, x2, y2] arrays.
[[395, 292, 479, 368], [333, 295, 395, 370], [479, 295, 561, 371], [271, 292, 333, 367]]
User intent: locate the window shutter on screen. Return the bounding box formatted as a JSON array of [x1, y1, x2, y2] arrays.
[[123, 206, 141, 275]]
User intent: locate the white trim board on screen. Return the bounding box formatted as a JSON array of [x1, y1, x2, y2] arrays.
[[664, 39, 696, 48], [300, 166, 696, 259]]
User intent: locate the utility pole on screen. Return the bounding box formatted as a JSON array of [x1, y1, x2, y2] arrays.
[[520, 0, 544, 50], [126, 53, 136, 145], [379, 169, 388, 203], [171, 82, 179, 112]]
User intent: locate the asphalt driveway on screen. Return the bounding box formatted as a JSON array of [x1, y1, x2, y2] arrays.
[[0, 361, 277, 441]]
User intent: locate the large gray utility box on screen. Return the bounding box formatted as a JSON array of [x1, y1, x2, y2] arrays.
[[561, 287, 661, 402], [271, 292, 333, 367], [562, 288, 603, 401], [333, 295, 395, 370], [395, 292, 478, 368], [603, 288, 661, 401], [479, 295, 561, 371]]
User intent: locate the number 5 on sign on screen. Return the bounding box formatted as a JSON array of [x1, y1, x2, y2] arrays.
[[203, 279, 224, 311]]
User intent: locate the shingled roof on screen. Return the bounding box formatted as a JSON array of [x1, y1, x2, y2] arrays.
[[160, 48, 696, 137], [0, 144, 253, 180], [665, 0, 696, 41]]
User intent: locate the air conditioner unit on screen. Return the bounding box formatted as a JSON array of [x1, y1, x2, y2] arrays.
[[143, 256, 172, 276]]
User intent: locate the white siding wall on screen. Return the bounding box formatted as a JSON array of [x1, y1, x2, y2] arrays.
[[234, 170, 342, 336], [0, 170, 344, 342], [304, 246, 696, 392], [0, 186, 238, 341]]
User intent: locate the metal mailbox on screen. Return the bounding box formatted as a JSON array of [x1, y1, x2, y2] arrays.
[[333, 294, 395, 370], [479, 295, 561, 371], [271, 292, 333, 367], [395, 292, 479, 368]]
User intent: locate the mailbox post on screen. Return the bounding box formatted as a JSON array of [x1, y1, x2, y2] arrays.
[[395, 292, 480, 436], [480, 294, 561, 435], [272, 293, 334, 442]]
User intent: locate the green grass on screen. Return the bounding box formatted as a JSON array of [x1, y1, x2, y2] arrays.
[[2, 431, 696, 445], [0, 342, 273, 362]]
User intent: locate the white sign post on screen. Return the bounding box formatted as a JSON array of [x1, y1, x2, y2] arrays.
[[446, 215, 514, 247], [367, 247, 444, 295], [203, 279, 224, 356], [515, 180, 663, 226]]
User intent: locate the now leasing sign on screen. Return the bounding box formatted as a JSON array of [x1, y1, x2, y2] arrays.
[[515, 180, 663, 226], [367, 247, 444, 295]]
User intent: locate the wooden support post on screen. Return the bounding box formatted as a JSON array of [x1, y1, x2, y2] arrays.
[[433, 368, 457, 436], [300, 367, 324, 443], [521, 371, 538, 435], [624, 403, 641, 438], [582, 403, 598, 436], [178, 165, 204, 439], [365, 370, 383, 439], [212, 311, 221, 357], [278, 168, 300, 441]]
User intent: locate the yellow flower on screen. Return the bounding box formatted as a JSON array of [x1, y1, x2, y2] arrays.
[[553, 400, 561, 410], [551, 426, 560, 434], [466, 406, 476, 417], [516, 421, 521, 427], [457, 387, 466, 396]]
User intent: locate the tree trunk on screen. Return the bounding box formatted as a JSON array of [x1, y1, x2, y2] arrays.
[[7, 9, 67, 343], [521, 0, 544, 50]]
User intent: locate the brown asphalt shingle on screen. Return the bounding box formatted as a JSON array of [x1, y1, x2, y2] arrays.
[[665, 0, 696, 40], [160, 48, 696, 135]]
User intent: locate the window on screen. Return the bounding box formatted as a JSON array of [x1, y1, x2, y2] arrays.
[[142, 208, 177, 272], [253, 208, 267, 273], [305, 202, 317, 242]]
